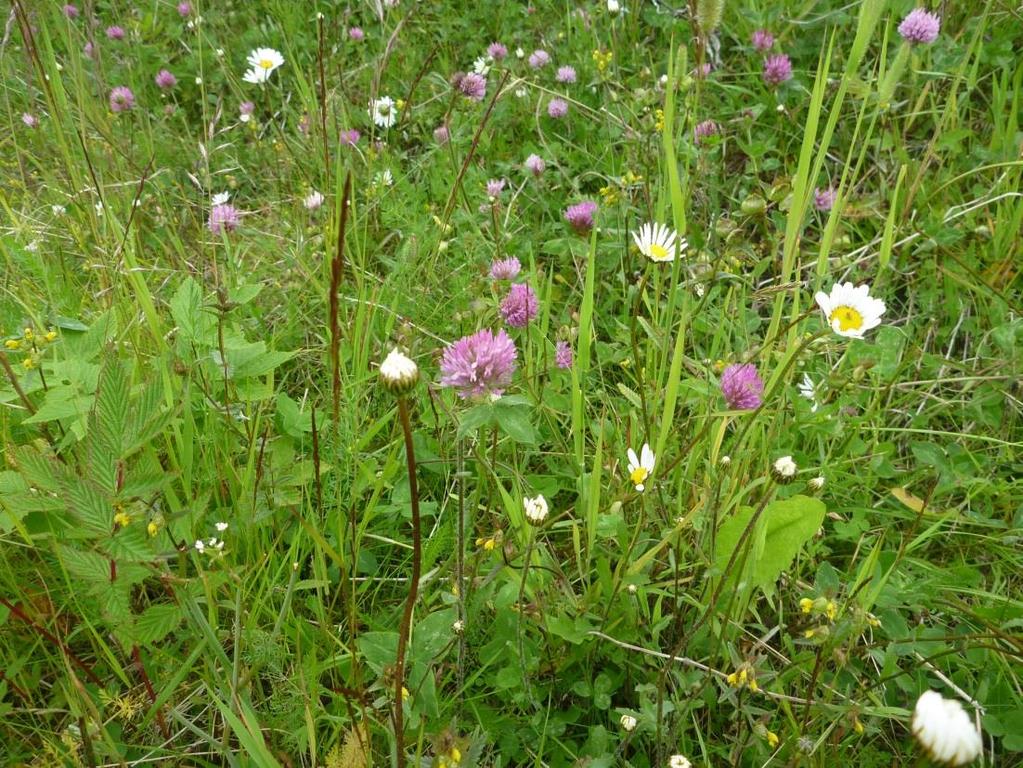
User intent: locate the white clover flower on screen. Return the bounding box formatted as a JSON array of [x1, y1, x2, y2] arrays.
[[798, 373, 820, 412], [619, 714, 637, 731], [473, 56, 491, 75], [912, 690, 982, 766], [374, 169, 394, 188], [215, 521, 229, 532], [607, 0, 626, 14], [523, 494, 548, 525], [772, 455, 797, 483], [304, 190, 325, 210], [371, 96, 397, 128], [633, 222, 685, 262], [379, 348, 419, 393], [515, 47, 525, 59], [243, 47, 284, 84], [814, 282, 886, 339], [668, 756, 691, 768], [626, 443, 655, 492], [194, 539, 205, 553], [212, 191, 231, 205], [51, 204, 66, 215]]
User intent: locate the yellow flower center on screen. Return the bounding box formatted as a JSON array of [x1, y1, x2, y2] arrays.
[[630, 467, 649, 486], [829, 305, 863, 332], [259, 58, 274, 70], [648, 243, 668, 260]]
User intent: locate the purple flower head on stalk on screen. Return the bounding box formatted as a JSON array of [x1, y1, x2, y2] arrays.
[[459, 72, 487, 101], [694, 119, 719, 144], [486, 178, 505, 198], [488, 42, 508, 60], [814, 187, 836, 211], [349, 26, 365, 41], [83, 41, 94, 58], [528, 49, 550, 68], [106, 25, 125, 40], [155, 69, 177, 90], [693, 62, 712, 78], [433, 125, 449, 145], [177, 1, 192, 16], [63, 4, 79, 19], [555, 340, 573, 369], [720, 363, 764, 410], [340, 128, 361, 146], [556, 65, 577, 83], [547, 98, 568, 118], [490, 256, 521, 280], [751, 29, 774, 51], [500, 283, 539, 328], [208, 203, 240, 235], [239, 101, 255, 122], [525, 154, 546, 176], [440, 328, 518, 399], [898, 8, 940, 44], [109, 86, 135, 112], [564, 200, 598, 234], [22, 113, 38, 128], [762, 54, 793, 86]]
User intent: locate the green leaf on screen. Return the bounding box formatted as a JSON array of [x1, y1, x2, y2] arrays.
[[492, 401, 537, 445], [135, 604, 183, 645], [411, 607, 456, 662], [170, 277, 215, 345], [58, 545, 112, 587], [456, 403, 494, 438], [713, 495, 826, 597]]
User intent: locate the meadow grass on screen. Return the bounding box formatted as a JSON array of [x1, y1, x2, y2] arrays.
[[1, 1, 1021, 766]]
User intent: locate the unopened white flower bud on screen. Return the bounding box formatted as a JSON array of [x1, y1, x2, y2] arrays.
[[379, 348, 419, 394], [523, 494, 548, 525], [619, 714, 637, 731], [772, 455, 797, 483]]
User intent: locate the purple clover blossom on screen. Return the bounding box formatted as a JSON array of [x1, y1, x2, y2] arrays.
[[106, 25, 125, 40], [349, 26, 365, 41], [525, 154, 546, 177], [898, 8, 940, 44], [752, 29, 774, 51], [762, 54, 793, 86], [340, 128, 361, 146], [488, 42, 508, 60], [486, 178, 505, 198], [84, 41, 94, 58], [459, 72, 487, 101], [814, 187, 837, 212], [693, 62, 712, 79], [720, 363, 764, 411], [63, 4, 79, 19], [694, 119, 719, 144], [555, 341, 573, 370], [433, 125, 450, 145], [556, 65, 577, 84], [155, 69, 177, 90], [490, 257, 521, 281], [439, 328, 518, 399], [528, 49, 551, 69], [109, 86, 135, 113], [564, 200, 598, 235], [22, 113, 38, 128], [500, 283, 539, 328], [208, 203, 240, 235], [547, 98, 568, 118], [177, 1, 192, 16]]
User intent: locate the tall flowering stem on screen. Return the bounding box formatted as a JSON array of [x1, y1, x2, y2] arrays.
[[393, 396, 422, 768]]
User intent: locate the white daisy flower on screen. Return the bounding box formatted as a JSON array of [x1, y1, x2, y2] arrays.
[[814, 282, 885, 339], [211, 191, 231, 205], [523, 494, 548, 525], [371, 96, 397, 128], [619, 714, 637, 731], [243, 47, 284, 84], [626, 443, 655, 492], [632, 222, 685, 262], [608, 0, 627, 14], [798, 373, 819, 412], [911, 690, 982, 767], [668, 756, 691, 768]]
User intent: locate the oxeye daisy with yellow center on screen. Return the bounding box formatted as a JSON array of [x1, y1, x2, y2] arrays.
[[243, 48, 284, 84], [632, 222, 685, 262], [814, 281, 885, 338], [626, 443, 655, 491]]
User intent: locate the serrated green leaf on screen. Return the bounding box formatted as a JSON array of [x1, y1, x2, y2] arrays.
[[135, 604, 183, 645]]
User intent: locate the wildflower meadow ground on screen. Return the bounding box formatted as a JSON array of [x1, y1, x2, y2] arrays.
[[1, 1, 1022, 766]]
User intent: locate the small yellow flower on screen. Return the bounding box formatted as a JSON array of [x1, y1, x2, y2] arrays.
[[804, 628, 816, 639], [147, 521, 159, 537], [599, 185, 618, 205], [396, 99, 406, 110], [44, 329, 59, 342], [654, 108, 665, 132], [23, 328, 34, 341], [401, 686, 410, 700], [853, 717, 864, 734], [825, 600, 838, 621], [726, 671, 738, 686], [799, 597, 814, 613], [4, 339, 20, 350], [622, 170, 643, 185], [21, 357, 35, 370], [450, 747, 461, 763], [113, 511, 132, 528], [766, 731, 779, 748], [748, 678, 759, 693]]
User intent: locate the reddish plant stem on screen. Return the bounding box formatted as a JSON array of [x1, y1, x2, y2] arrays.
[[0, 597, 103, 687], [393, 396, 422, 768], [131, 645, 170, 738]]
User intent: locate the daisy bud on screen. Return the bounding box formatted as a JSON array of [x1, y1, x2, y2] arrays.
[[719, 455, 731, 467], [452, 619, 465, 634], [619, 714, 637, 731], [523, 494, 548, 526], [912, 691, 982, 766], [379, 348, 419, 395], [807, 476, 825, 493], [772, 455, 797, 484]]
